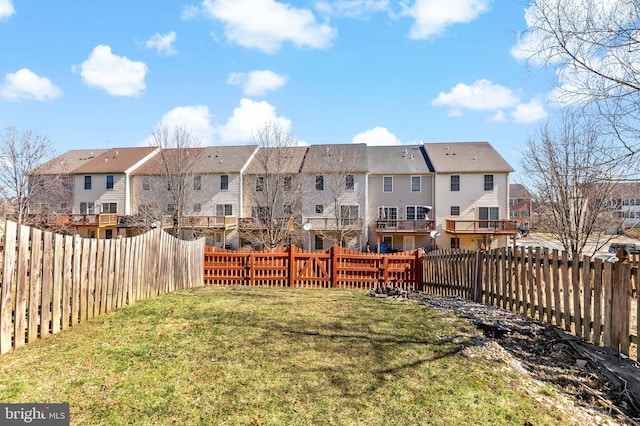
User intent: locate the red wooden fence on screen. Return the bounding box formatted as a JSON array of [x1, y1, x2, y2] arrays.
[[204, 245, 423, 289]]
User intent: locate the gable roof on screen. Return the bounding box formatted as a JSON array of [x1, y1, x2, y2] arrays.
[[422, 142, 514, 173], [131, 148, 206, 175], [510, 183, 531, 198], [244, 146, 309, 175], [301, 143, 368, 173], [191, 145, 258, 173], [73, 147, 159, 174], [31, 149, 110, 175], [366, 145, 433, 174]]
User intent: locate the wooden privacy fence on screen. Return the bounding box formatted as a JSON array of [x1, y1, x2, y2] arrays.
[[422, 247, 640, 361], [204, 245, 422, 289], [0, 220, 205, 354]]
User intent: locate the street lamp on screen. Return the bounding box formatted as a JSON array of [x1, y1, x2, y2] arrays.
[[303, 222, 312, 251]]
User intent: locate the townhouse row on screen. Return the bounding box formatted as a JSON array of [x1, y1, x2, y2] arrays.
[[30, 141, 517, 252]]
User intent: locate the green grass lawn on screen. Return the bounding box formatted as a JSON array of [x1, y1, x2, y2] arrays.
[[0, 286, 577, 425]]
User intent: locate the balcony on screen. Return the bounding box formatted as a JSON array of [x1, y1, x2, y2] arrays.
[[375, 219, 435, 234], [180, 216, 237, 229], [307, 217, 365, 230], [68, 214, 118, 227], [445, 219, 517, 235]]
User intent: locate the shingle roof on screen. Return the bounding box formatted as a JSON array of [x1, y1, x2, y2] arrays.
[[32, 149, 110, 175], [131, 148, 206, 175], [300, 143, 368, 173], [366, 145, 433, 174], [73, 147, 159, 174], [191, 145, 258, 173], [422, 142, 514, 173], [510, 183, 531, 198], [244, 146, 309, 174]]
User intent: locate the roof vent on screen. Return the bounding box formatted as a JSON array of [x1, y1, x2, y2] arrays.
[[472, 156, 478, 161], [104, 157, 108, 162]]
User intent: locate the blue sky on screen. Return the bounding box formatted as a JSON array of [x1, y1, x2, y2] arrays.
[[0, 1, 557, 179]]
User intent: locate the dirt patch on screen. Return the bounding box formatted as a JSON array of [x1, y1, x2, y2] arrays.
[[410, 293, 640, 426]]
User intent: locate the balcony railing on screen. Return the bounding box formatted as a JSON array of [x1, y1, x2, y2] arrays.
[[375, 219, 435, 233], [69, 214, 118, 227], [446, 219, 518, 234], [307, 217, 365, 230], [180, 216, 237, 229]]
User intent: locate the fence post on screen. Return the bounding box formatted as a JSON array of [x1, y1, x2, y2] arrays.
[[416, 249, 424, 291], [331, 246, 337, 288], [288, 245, 295, 287], [473, 251, 483, 302]]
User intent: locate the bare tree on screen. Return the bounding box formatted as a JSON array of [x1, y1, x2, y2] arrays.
[[516, 0, 640, 168], [521, 112, 625, 257], [145, 124, 203, 238], [301, 144, 367, 249], [0, 125, 66, 227], [241, 123, 306, 249]]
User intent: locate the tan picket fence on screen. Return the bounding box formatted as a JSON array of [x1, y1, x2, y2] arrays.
[[422, 247, 639, 360], [0, 220, 205, 354]]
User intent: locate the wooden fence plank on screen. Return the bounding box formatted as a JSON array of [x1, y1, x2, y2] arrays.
[[72, 236, 82, 326], [582, 255, 592, 342], [593, 259, 603, 346], [0, 221, 17, 353], [14, 225, 30, 348], [51, 234, 64, 335], [40, 231, 53, 339], [27, 228, 42, 343], [562, 251, 571, 331], [62, 235, 73, 330]]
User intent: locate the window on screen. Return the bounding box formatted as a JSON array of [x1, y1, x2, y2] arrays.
[[411, 176, 421, 192], [340, 205, 359, 225], [479, 207, 499, 228], [62, 177, 73, 191], [510, 198, 519, 206], [511, 210, 519, 217], [60, 202, 69, 212], [314, 235, 324, 250], [142, 176, 149, 191], [379, 206, 398, 220], [193, 203, 201, 213], [80, 202, 95, 214], [450, 206, 460, 216], [484, 175, 494, 191], [102, 203, 117, 213], [450, 175, 460, 191], [346, 175, 354, 191], [252, 206, 271, 220], [406, 206, 428, 220], [450, 238, 460, 249], [523, 210, 530, 217], [167, 203, 175, 214], [220, 175, 229, 190], [315, 175, 324, 191], [37, 178, 46, 186], [284, 176, 292, 191], [383, 176, 393, 192], [315, 204, 324, 214], [106, 175, 114, 190], [105, 229, 113, 239], [194, 175, 202, 190], [256, 176, 264, 192], [84, 176, 91, 190], [383, 236, 393, 251], [216, 204, 233, 216], [284, 204, 293, 215]]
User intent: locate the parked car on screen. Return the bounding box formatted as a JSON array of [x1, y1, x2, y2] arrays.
[[592, 253, 619, 263], [608, 242, 640, 254]]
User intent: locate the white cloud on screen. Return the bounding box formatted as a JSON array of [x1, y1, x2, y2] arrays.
[[201, 0, 337, 53], [227, 70, 287, 96], [153, 105, 215, 144], [181, 4, 201, 20], [76, 45, 148, 96], [216, 98, 292, 143], [351, 127, 401, 145], [489, 111, 507, 122], [146, 31, 178, 56], [0, 0, 15, 20], [405, 0, 490, 39], [432, 79, 520, 113], [0, 68, 62, 101], [314, 0, 388, 18], [511, 98, 548, 123]]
